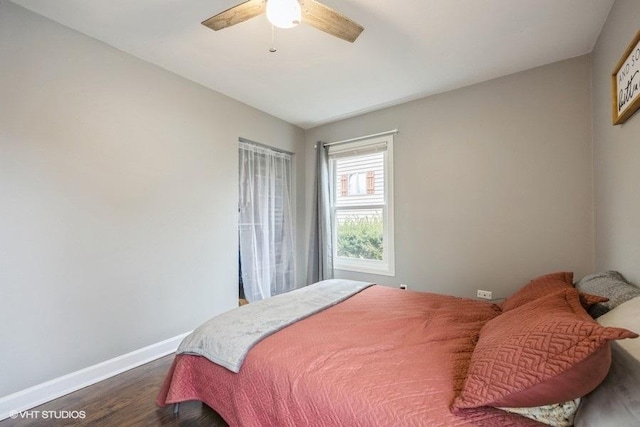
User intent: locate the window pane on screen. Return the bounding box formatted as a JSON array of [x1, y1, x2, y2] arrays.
[[336, 208, 383, 260], [348, 172, 366, 195], [335, 152, 384, 206]]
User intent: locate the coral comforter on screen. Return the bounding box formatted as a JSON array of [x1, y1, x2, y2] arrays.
[[157, 286, 542, 426]]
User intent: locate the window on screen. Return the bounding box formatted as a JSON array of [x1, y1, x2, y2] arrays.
[[329, 134, 395, 276], [348, 172, 366, 195], [340, 171, 376, 196]]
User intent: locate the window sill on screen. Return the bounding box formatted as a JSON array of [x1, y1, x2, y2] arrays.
[[334, 262, 395, 277]]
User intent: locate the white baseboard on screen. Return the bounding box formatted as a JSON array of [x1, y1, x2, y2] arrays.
[[0, 331, 191, 421]]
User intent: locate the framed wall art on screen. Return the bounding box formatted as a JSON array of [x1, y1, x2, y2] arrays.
[[612, 30, 640, 125]]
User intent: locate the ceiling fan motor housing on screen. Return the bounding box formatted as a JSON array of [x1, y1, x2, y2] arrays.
[[266, 0, 301, 29]]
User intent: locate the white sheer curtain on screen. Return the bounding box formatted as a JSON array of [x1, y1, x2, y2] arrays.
[[239, 141, 295, 302]]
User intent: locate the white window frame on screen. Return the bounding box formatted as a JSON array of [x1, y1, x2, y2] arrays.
[[329, 135, 395, 276]]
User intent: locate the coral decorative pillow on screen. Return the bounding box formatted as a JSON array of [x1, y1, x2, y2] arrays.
[[500, 272, 574, 312], [454, 288, 638, 409], [578, 292, 609, 309]]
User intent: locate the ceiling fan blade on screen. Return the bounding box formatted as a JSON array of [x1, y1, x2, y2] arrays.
[[300, 0, 364, 42], [202, 0, 266, 31]]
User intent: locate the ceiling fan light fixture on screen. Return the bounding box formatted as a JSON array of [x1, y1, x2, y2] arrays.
[[266, 0, 301, 29]]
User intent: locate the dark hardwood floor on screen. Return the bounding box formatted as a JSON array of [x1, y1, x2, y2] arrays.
[[0, 355, 229, 427]]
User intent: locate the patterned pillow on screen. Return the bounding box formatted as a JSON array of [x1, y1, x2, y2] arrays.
[[500, 399, 580, 427], [454, 288, 638, 409], [575, 271, 640, 318], [500, 272, 574, 312]]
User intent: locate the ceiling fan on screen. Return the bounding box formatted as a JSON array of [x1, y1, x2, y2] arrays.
[[202, 0, 364, 43]]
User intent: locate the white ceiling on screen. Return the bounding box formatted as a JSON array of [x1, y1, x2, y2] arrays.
[[12, 0, 614, 129]]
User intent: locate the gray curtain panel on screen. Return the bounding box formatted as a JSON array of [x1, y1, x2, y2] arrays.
[[307, 142, 334, 284]]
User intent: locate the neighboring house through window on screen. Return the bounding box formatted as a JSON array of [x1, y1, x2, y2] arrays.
[[329, 133, 395, 276], [341, 171, 375, 196]]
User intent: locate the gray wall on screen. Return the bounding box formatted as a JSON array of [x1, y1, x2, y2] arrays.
[[305, 55, 594, 298], [4, 0, 623, 399], [0, 2, 304, 396], [592, 0, 640, 284]]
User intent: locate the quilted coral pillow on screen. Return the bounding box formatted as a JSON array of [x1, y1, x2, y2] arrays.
[[454, 288, 637, 409], [500, 272, 574, 312], [577, 293, 609, 310]]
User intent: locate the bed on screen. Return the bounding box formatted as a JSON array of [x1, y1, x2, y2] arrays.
[[157, 273, 640, 426]]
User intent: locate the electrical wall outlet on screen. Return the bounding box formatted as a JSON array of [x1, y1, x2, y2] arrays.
[[477, 290, 493, 299], [399, 284, 408, 290]]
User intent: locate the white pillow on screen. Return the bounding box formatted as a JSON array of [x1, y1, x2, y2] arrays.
[[597, 296, 640, 361]]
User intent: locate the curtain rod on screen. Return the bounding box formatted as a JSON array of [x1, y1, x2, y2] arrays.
[[323, 129, 399, 147], [239, 137, 294, 155]]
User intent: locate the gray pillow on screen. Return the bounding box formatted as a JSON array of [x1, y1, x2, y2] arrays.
[[574, 342, 640, 427], [575, 271, 640, 318]]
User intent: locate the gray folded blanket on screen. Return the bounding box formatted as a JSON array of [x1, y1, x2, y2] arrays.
[[177, 279, 373, 372]]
